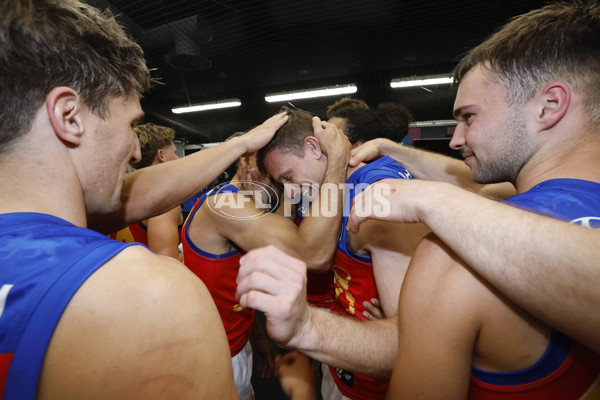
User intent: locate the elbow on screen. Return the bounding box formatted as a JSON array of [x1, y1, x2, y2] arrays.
[[305, 253, 335, 272]]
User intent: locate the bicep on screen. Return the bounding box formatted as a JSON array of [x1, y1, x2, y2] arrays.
[[387, 235, 480, 399], [206, 198, 303, 255], [357, 220, 429, 316], [146, 207, 182, 259]]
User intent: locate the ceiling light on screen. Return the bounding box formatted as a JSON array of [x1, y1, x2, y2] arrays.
[[265, 84, 357, 103], [390, 74, 453, 89], [172, 99, 241, 114], [410, 120, 457, 127]]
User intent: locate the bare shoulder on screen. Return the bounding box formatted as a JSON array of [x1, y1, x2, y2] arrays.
[[402, 233, 492, 321], [38, 245, 237, 399], [410, 235, 551, 374]]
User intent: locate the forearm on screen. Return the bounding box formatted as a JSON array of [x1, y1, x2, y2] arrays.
[[378, 140, 515, 198], [89, 138, 247, 233], [295, 154, 348, 271], [417, 183, 600, 352], [291, 307, 397, 378]]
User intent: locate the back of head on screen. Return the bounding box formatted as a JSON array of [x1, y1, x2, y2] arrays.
[[0, 0, 152, 152], [454, 0, 600, 126], [133, 123, 176, 169], [374, 103, 414, 143], [326, 97, 370, 119], [332, 107, 381, 144], [257, 107, 314, 174]]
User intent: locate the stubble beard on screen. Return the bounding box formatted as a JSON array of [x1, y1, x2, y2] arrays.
[[471, 112, 531, 185]]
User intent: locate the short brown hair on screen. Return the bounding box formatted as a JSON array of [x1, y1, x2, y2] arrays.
[[326, 97, 370, 119], [375, 103, 414, 143], [454, 1, 600, 125], [133, 123, 176, 169], [257, 107, 314, 174], [0, 0, 152, 151]]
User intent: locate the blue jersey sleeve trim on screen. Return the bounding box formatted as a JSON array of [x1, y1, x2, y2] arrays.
[[471, 329, 571, 386], [338, 156, 412, 262], [183, 184, 241, 259]]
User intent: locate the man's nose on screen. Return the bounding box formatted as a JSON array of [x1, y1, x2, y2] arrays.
[[449, 125, 466, 150], [130, 133, 142, 164]]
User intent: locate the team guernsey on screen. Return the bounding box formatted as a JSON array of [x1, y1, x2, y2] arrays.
[[181, 184, 254, 357], [469, 179, 600, 399], [108, 221, 149, 245], [0, 213, 138, 399], [109, 220, 184, 247], [329, 156, 413, 400]]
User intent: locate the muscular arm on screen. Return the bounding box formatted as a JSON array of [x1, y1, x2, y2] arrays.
[[349, 138, 515, 199], [191, 118, 350, 270], [146, 206, 182, 259], [88, 113, 289, 234], [197, 190, 341, 270], [349, 179, 600, 354], [352, 219, 429, 317], [39, 246, 237, 399], [235, 246, 398, 378]]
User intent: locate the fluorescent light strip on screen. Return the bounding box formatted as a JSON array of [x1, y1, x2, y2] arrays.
[[172, 99, 241, 114], [410, 120, 457, 128], [265, 84, 357, 103], [390, 75, 453, 88]]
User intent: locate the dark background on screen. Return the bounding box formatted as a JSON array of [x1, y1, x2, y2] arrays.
[[85, 0, 549, 147]]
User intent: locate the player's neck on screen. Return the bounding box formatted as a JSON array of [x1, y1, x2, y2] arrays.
[[515, 133, 600, 193], [0, 164, 87, 227], [0, 142, 88, 226]]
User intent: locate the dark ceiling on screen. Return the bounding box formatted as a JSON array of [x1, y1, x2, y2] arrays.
[[86, 0, 550, 144]]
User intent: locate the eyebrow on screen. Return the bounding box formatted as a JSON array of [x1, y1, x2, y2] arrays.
[[453, 105, 473, 119], [274, 168, 292, 183]]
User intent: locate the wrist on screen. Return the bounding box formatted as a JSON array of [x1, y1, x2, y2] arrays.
[[287, 305, 319, 352], [379, 138, 400, 155], [227, 135, 250, 157], [414, 181, 458, 228], [325, 152, 350, 176]]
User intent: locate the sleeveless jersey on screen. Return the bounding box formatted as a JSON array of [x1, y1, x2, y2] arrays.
[[470, 330, 600, 399], [109, 217, 184, 248], [0, 213, 137, 399], [468, 179, 600, 398], [329, 156, 413, 400], [181, 184, 254, 357]]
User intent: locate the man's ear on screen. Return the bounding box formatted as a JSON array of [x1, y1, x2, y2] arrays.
[[155, 148, 164, 163], [46, 86, 85, 146], [534, 81, 571, 131], [304, 136, 323, 159]]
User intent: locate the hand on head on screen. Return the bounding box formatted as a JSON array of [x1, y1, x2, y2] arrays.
[[239, 112, 289, 156], [310, 116, 351, 161]]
